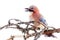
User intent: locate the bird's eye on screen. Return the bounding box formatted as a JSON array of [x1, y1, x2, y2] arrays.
[[30, 6, 34, 9], [31, 7, 33, 9]]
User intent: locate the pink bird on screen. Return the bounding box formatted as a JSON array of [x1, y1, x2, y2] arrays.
[[25, 5, 47, 29]]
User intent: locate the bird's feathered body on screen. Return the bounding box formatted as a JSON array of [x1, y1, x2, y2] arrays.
[[30, 11, 42, 22], [25, 5, 47, 29]]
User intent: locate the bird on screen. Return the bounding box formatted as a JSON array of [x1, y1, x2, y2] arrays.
[[25, 5, 48, 29]]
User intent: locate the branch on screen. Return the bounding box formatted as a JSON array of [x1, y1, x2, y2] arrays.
[[0, 19, 60, 40]]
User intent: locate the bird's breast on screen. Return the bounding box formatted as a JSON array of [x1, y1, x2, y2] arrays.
[[32, 13, 41, 21]]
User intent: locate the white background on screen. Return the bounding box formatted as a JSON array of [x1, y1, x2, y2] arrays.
[[0, 0, 60, 40]]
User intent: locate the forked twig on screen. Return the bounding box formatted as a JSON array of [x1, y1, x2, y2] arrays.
[[0, 19, 60, 40]]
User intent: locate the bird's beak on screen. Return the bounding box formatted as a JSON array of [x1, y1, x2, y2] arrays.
[[25, 8, 29, 12], [25, 8, 34, 12], [25, 8, 29, 10]]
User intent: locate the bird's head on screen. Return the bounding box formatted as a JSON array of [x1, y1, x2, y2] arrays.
[[25, 5, 39, 13]]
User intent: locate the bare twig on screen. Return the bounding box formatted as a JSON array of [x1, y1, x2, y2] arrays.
[[0, 19, 60, 40]]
